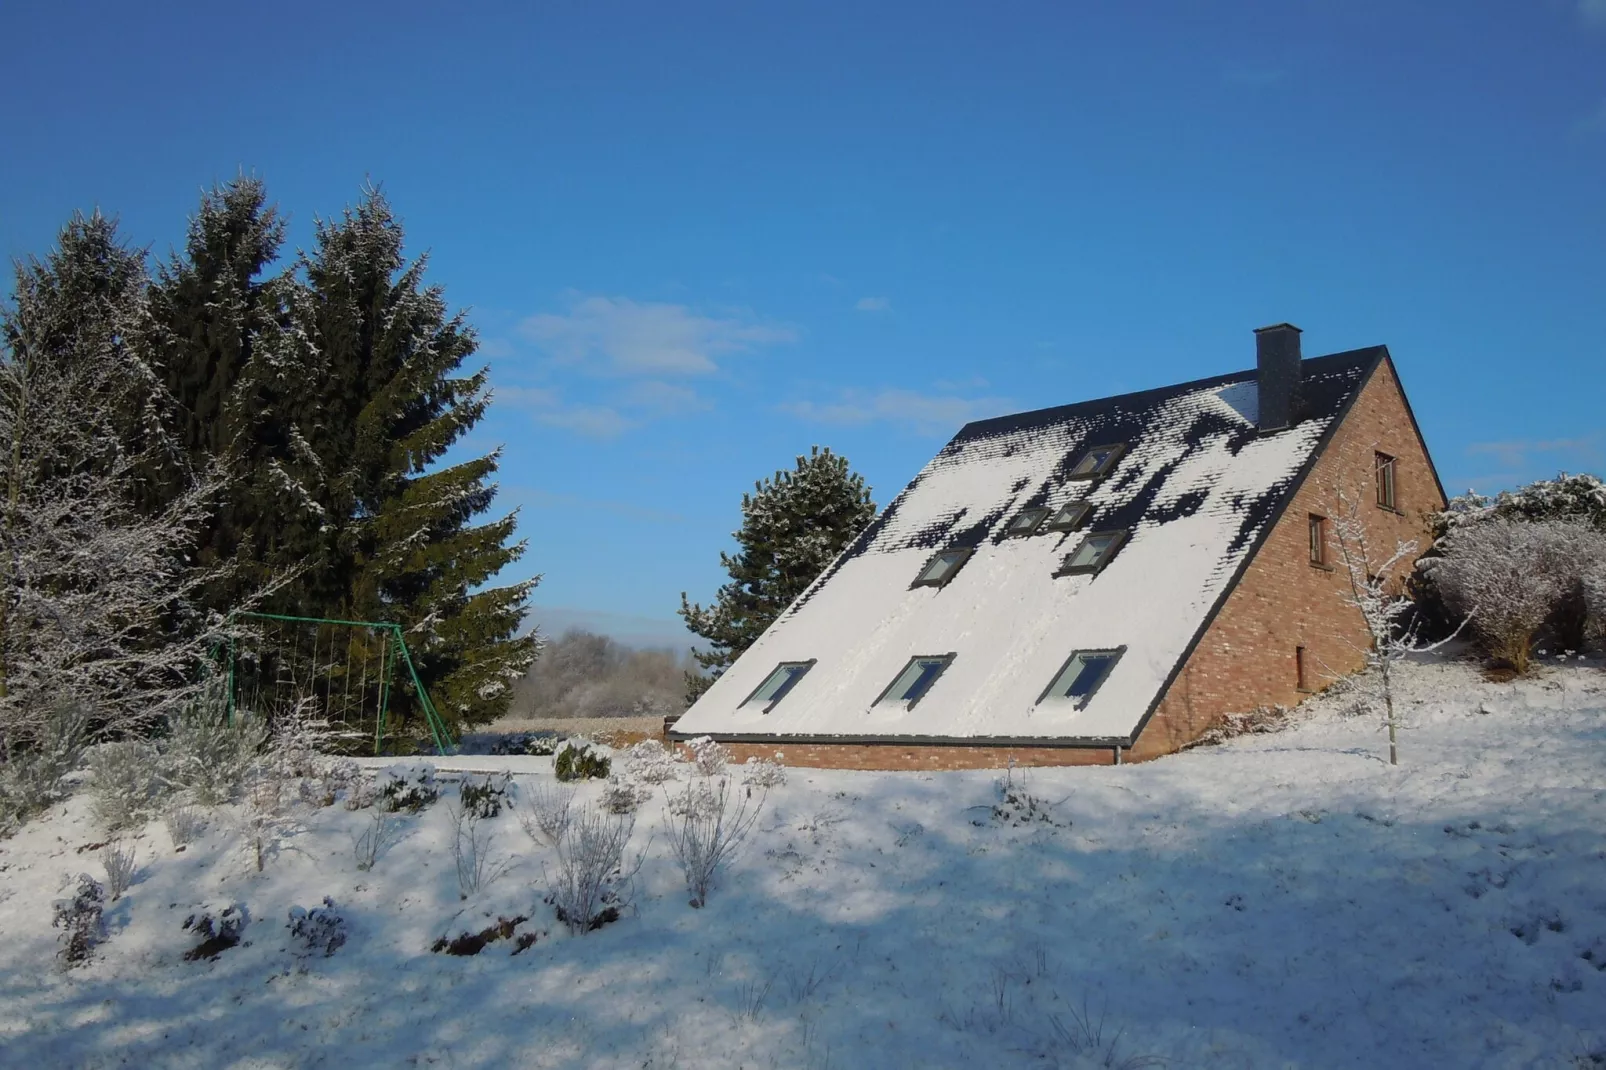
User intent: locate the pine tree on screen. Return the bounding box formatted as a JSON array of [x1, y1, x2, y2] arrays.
[[680, 446, 876, 701], [289, 189, 537, 732]]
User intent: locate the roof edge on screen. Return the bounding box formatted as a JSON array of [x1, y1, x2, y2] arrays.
[[665, 730, 1133, 749]]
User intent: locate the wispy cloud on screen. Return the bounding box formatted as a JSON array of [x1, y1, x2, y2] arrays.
[[855, 296, 892, 313], [495, 384, 633, 439], [1581, 0, 1606, 26], [1465, 434, 1603, 472], [518, 294, 798, 377], [621, 379, 710, 415], [782, 388, 1011, 435]]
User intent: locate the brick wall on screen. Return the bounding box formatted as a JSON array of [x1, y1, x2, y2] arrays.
[[1130, 357, 1443, 760]]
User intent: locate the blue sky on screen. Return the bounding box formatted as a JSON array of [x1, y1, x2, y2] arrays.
[[2, 1, 1604, 639]]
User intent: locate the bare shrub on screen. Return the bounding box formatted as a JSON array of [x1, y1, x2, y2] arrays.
[[547, 809, 635, 933], [449, 800, 511, 899], [664, 777, 764, 908], [88, 740, 165, 831], [1426, 518, 1601, 673], [1188, 704, 1292, 748], [1046, 995, 1165, 1069], [740, 754, 786, 790], [599, 775, 648, 815], [622, 739, 681, 785], [100, 841, 137, 899], [518, 779, 575, 848], [164, 805, 206, 849], [686, 736, 729, 778], [352, 808, 398, 871]]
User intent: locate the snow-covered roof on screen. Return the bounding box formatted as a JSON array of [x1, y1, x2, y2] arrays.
[[674, 348, 1386, 744]]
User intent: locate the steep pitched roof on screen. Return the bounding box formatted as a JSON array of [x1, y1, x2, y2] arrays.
[[674, 347, 1387, 745]]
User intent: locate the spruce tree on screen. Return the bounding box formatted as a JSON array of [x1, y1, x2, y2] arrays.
[[290, 189, 537, 732], [680, 446, 876, 701]]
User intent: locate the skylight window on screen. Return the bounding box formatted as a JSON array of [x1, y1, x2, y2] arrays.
[[1004, 507, 1051, 538], [1067, 443, 1128, 480], [1054, 530, 1129, 577], [1044, 501, 1092, 533], [1037, 648, 1124, 707], [740, 660, 816, 713], [873, 653, 956, 709], [911, 547, 974, 589]]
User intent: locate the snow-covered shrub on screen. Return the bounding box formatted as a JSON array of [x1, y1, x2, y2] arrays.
[[518, 779, 575, 848], [741, 754, 786, 790], [664, 777, 763, 908], [159, 705, 265, 805], [53, 874, 106, 967], [237, 770, 302, 872], [1189, 705, 1293, 747], [1426, 519, 1603, 673], [352, 807, 398, 871], [0, 698, 91, 830], [264, 697, 340, 795], [554, 740, 610, 782], [1439, 472, 1606, 535], [599, 775, 649, 815], [489, 731, 564, 757], [287, 896, 347, 958], [666, 778, 721, 820], [182, 903, 248, 961], [164, 804, 206, 849], [449, 800, 511, 899], [547, 809, 634, 933], [379, 764, 439, 812], [88, 740, 165, 831], [686, 736, 729, 778], [459, 772, 511, 818], [622, 739, 681, 785], [101, 841, 137, 899]]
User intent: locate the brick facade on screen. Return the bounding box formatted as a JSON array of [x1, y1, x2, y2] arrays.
[[1130, 358, 1443, 760]]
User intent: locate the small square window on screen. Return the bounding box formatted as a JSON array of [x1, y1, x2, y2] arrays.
[[1308, 514, 1328, 567], [911, 547, 974, 589], [1375, 452, 1398, 510], [1054, 530, 1128, 577], [741, 660, 816, 712], [1296, 646, 1309, 691], [1044, 501, 1092, 533], [873, 653, 956, 709], [1004, 507, 1051, 538], [1068, 443, 1128, 481], [1037, 647, 1124, 707]]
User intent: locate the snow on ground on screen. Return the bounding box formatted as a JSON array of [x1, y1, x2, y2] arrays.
[[1, 657, 1603, 1069]]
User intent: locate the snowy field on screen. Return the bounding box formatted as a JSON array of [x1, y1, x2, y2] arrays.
[[1, 657, 1603, 1069]]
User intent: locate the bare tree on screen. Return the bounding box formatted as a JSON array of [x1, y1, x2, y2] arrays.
[[1328, 488, 1468, 765]]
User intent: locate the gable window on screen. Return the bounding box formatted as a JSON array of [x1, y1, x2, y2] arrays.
[[1308, 514, 1329, 568], [1037, 647, 1124, 707], [873, 653, 956, 709], [1375, 452, 1398, 510], [1053, 530, 1129, 577], [741, 660, 816, 713], [911, 547, 974, 589], [1044, 501, 1092, 533], [1004, 507, 1051, 538], [1068, 443, 1128, 481]]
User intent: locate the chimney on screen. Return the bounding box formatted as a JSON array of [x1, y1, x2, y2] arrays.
[[1253, 323, 1303, 432]]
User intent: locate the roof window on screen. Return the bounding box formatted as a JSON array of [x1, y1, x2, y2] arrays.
[[911, 547, 974, 589], [873, 653, 956, 709], [1044, 501, 1093, 533], [740, 660, 816, 713], [1004, 507, 1051, 538], [1054, 529, 1129, 577], [1068, 443, 1128, 481], [1037, 647, 1124, 708]]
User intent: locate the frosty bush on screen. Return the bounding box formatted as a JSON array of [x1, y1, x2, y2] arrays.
[[741, 755, 786, 790], [0, 698, 90, 829], [458, 772, 511, 819], [236, 769, 302, 872], [547, 809, 635, 933], [89, 740, 165, 831], [52, 874, 106, 967], [686, 736, 729, 778], [1426, 519, 1604, 672], [182, 903, 248, 961], [287, 896, 348, 958], [664, 777, 764, 908], [101, 841, 137, 899], [599, 775, 649, 815], [554, 740, 610, 782], [164, 804, 206, 849], [518, 779, 575, 848], [379, 764, 439, 812], [159, 704, 265, 805], [622, 739, 681, 785]]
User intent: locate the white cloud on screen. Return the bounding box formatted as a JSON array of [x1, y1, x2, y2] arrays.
[[855, 296, 891, 313], [494, 384, 633, 439], [783, 388, 1011, 435], [1581, 0, 1606, 26], [1465, 434, 1602, 471], [622, 379, 709, 415], [518, 294, 798, 377]]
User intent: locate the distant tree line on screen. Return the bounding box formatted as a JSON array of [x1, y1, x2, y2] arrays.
[[510, 629, 692, 720]]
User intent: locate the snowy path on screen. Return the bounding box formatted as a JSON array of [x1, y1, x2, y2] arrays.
[[0, 658, 1602, 1068]]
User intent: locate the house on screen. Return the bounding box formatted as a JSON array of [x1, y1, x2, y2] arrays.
[[669, 325, 1446, 769]]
